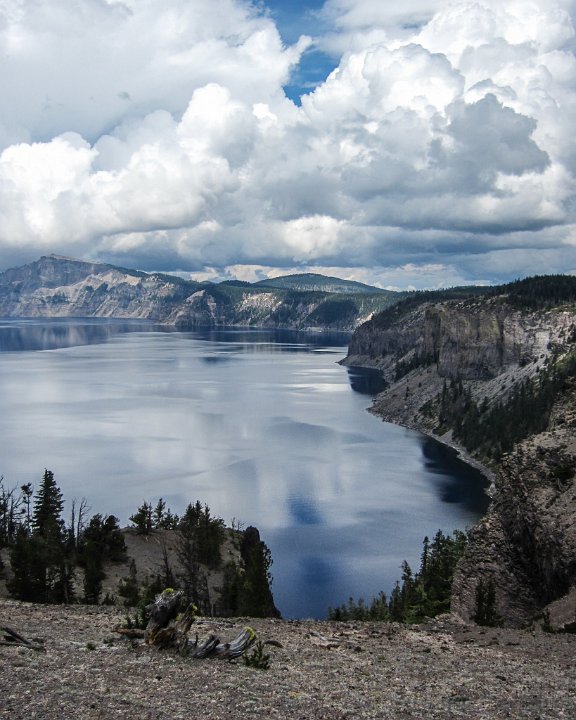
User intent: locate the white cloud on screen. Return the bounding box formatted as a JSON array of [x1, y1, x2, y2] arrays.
[[1, 0, 576, 289], [0, 0, 301, 145]]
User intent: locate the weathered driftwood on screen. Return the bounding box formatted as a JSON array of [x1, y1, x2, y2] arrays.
[[1, 625, 46, 652], [187, 626, 256, 659], [115, 589, 257, 660]]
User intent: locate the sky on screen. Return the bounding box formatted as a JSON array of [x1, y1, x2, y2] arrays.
[[1, 0, 576, 289]]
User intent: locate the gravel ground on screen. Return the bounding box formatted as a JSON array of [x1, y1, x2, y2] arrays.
[[1, 599, 575, 719]]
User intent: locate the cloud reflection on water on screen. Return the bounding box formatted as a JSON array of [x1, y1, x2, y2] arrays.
[[0, 321, 489, 618]]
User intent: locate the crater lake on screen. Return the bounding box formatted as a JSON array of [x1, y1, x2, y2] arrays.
[[0, 318, 489, 618]]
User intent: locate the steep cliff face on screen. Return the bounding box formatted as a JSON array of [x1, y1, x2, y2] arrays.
[[346, 297, 571, 381], [452, 400, 576, 629], [345, 287, 576, 628], [0, 255, 396, 331], [0, 255, 196, 320]]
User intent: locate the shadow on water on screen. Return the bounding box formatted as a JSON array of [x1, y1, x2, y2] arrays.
[[287, 495, 323, 526], [420, 437, 491, 514], [346, 366, 387, 396]]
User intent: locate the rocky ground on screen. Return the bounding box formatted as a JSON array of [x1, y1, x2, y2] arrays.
[[1, 599, 575, 719]]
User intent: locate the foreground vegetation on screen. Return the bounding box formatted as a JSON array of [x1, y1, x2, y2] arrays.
[[328, 530, 468, 623], [0, 470, 278, 618], [328, 530, 501, 626], [2, 472, 498, 626]]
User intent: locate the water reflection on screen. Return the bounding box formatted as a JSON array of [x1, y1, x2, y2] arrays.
[[0, 319, 351, 356], [0, 319, 490, 619], [191, 327, 351, 349], [0, 318, 161, 352]]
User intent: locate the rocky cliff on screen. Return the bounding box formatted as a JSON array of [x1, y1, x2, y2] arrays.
[[343, 279, 576, 629], [0, 255, 398, 331], [0, 254, 196, 321]]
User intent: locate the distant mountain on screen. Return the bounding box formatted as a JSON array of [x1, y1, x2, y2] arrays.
[[0, 255, 405, 331], [255, 272, 386, 295]]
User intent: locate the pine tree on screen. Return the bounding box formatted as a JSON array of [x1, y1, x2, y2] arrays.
[[118, 559, 140, 606], [238, 526, 279, 618], [78, 514, 126, 604], [8, 527, 45, 600], [10, 470, 73, 603], [129, 501, 153, 534], [32, 470, 64, 541]]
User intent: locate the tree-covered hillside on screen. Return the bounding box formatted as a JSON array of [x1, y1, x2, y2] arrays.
[[0, 471, 279, 618]]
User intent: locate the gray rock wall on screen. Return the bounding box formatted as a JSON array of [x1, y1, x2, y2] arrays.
[[346, 296, 576, 628]]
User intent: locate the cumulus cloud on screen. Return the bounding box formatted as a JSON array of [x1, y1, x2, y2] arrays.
[[1, 0, 576, 288]]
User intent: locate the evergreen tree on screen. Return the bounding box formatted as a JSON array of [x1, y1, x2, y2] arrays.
[[8, 527, 45, 601], [117, 559, 140, 606], [219, 560, 242, 616], [32, 470, 64, 541], [238, 526, 280, 618], [129, 501, 153, 534], [178, 501, 225, 568], [10, 470, 73, 603], [20, 482, 33, 529], [388, 581, 404, 622], [177, 515, 209, 612], [78, 514, 126, 604]]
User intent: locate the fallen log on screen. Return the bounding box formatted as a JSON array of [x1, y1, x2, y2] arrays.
[[1, 625, 46, 652], [187, 626, 256, 659]]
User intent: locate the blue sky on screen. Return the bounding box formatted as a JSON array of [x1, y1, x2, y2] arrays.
[[265, 0, 337, 102], [0, 0, 576, 289]]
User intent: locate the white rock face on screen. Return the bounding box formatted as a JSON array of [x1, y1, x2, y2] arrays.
[[0, 254, 397, 330]]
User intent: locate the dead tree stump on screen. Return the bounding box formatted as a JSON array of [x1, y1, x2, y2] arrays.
[[115, 588, 257, 660]]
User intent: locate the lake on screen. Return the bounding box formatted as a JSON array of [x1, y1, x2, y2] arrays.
[[0, 318, 489, 618]]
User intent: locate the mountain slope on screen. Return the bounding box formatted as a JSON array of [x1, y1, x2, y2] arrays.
[[343, 276, 576, 628], [0, 255, 401, 330], [0, 254, 198, 321], [254, 272, 387, 295]]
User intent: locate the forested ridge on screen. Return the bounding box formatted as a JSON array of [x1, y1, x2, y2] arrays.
[[366, 274, 576, 333]]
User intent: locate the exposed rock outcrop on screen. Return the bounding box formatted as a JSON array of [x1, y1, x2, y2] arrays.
[[344, 286, 576, 628], [0, 255, 397, 331], [346, 296, 572, 382], [452, 405, 576, 627]]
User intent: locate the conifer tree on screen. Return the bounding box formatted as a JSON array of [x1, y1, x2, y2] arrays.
[[32, 470, 64, 541], [10, 470, 73, 603], [238, 526, 279, 618]]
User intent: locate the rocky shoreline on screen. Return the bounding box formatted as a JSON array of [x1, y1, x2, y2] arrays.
[[342, 354, 496, 486], [366, 401, 496, 490], [341, 290, 576, 630]]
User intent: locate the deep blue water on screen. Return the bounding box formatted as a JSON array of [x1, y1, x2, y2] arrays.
[[0, 318, 489, 618]]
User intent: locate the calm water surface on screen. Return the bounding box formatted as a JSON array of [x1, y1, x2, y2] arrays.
[[0, 319, 489, 618]]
